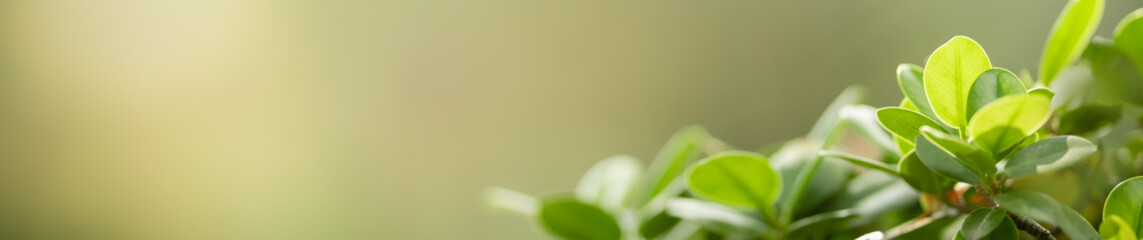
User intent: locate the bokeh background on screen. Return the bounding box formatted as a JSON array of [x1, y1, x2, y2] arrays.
[[0, 0, 1140, 239]]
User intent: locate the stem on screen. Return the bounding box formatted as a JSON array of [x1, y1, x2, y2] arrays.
[[975, 187, 1056, 240]]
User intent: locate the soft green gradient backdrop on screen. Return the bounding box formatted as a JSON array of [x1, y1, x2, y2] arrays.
[[0, 0, 1138, 239]]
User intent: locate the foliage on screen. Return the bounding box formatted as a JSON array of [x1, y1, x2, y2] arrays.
[[485, 1, 1143, 239]]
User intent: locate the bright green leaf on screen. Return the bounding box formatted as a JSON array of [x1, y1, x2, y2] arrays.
[[898, 63, 942, 122], [877, 107, 943, 144], [967, 95, 1052, 155], [1028, 88, 1056, 100], [1041, 0, 1105, 85], [960, 208, 1019, 240], [924, 36, 993, 128], [995, 191, 1100, 240], [640, 126, 709, 205], [686, 151, 781, 210], [1102, 215, 1139, 240], [1004, 136, 1097, 179], [967, 69, 1026, 120], [539, 199, 622, 240], [898, 151, 951, 194], [1115, 8, 1143, 72], [1101, 176, 1143, 239]]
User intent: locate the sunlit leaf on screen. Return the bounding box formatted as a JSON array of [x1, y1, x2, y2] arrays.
[[924, 36, 993, 128], [1041, 0, 1104, 85], [967, 95, 1052, 155], [877, 107, 943, 144], [539, 198, 622, 240], [1115, 9, 1143, 72], [966, 69, 1026, 120], [995, 191, 1099, 240], [1101, 176, 1143, 239], [685, 151, 780, 210], [959, 208, 1019, 240], [1102, 215, 1139, 240]]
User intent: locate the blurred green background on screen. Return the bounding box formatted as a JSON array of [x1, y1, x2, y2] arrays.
[[0, 0, 1139, 239]]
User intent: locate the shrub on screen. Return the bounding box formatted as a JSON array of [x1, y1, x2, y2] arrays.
[[485, 1, 1143, 239]]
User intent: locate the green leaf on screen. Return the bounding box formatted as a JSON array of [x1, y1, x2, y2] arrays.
[[960, 208, 1019, 240], [877, 107, 943, 144], [967, 95, 1052, 155], [809, 86, 866, 142], [1115, 8, 1143, 72], [820, 151, 898, 176], [787, 210, 857, 237], [576, 155, 642, 212], [1027, 87, 1056, 100], [898, 63, 942, 122], [898, 151, 951, 195], [914, 128, 986, 185], [771, 140, 849, 216], [665, 198, 766, 236], [685, 151, 781, 210], [825, 171, 918, 226], [1058, 104, 1122, 135], [924, 36, 993, 128], [538, 198, 622, 240], [483, 187, 539, 217], [1102, 215, 1139, 240], [1041, 0, 1104, 85], [966, 68, 1026, 120], [842, 105, 899, 157], [1101, 176, 1143, 238], [640, 126, 709, 205], [994, 191, 1100, 240], [1004, 136, 1096, 179], [639, 211, 681, 239]]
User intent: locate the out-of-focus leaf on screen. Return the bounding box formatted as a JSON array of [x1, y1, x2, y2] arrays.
[[820, 151, 897, 176], [538, 199, 622, 240], [787, 210, 857, 237], [898, 63, 941, 122], [685, 151, 780, 210], [1028, 88, 1056, 99], [1101, 215, 1139, 240], [877, 107, 943, 145], [576, 155, 642, 212], [770, 140, 848, 216], [924, 36, 993, 128], [967, 95, 1052, 155], [842, 105, 898, 156], [1057, 104, 1122, 135], [1041, 0, 1104, 85], [665, 198, 765, 236], [967, 69, 1026, 120], [1004, 136, 1096, 179], [1114, 8, 1143, 72], [898, 151, 952, 194], [809, 86, 866, 142], [638, 211, 680, 239], [827, 171, 918, 227], [1101, 176, 1143, 238], [994, 191, 1099, 240], [959, 208, 1019, 240], [483, 187, 539, 217], [640, 126, 709, 205]]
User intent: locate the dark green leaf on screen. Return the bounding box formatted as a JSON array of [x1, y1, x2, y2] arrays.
[[1041, 0, 1104, 85], [959, 208, 1019, 240], [665, 198, 766, 236], [995, 191, 1099, 240], [898, 151, 952, 194], [1101, 176, 1143, 238], [967, 68, 1026, 120], [639, 211, 681, 239], [539, 199, 622, 240], [917, 127, 995, 183], [1057, 104, 1122, 134], [1004, 136, 1097, 179], [877, 107, 943, 144], [787, 210, 857, 237], [820, 151, 898, 176]]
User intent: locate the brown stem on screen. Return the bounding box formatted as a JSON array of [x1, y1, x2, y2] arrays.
[[975, 187, 1056, 240]]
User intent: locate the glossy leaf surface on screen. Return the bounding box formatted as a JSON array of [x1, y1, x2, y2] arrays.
[[924, 36, 992, 128]]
